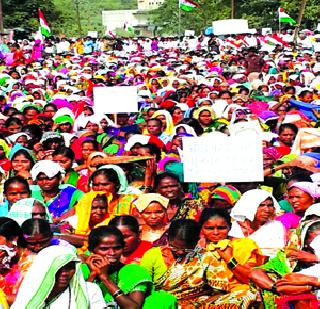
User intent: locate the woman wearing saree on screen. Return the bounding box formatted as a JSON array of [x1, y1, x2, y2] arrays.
[[12, 245, 106, 308], [30, 160, 84, 220], [52, 147, 79, 187], [154, 172, 202, 222], [249, 219, 320, 309], [73, 191, 114, 236], [81, 225, 176, 308], [141, 218, 259, 308], [151, 109, 175, 136], [277, 181, 320, 231], [89, 165, 139, 216], [229, 189, 286, 257]]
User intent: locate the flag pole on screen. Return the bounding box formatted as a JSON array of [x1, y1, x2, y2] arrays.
[[178, 0, 181, 36], [293, 0, 308, 51]]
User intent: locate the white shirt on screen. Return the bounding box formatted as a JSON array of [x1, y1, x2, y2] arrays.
[[229, 220, 286, 257]]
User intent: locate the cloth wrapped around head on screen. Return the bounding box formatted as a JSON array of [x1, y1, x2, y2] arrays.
[[231, 189, 280, 222], [151, 109, 174, 135], [211, 185, 242, 207], [75, 190, 113, 235], [134, 193, 169, 213], [289, 181, 320, 199], [31, 160, 63, 181], [193, 106, 216, 120], [11, 246, 89, 309], [8, 198, 52, 225]]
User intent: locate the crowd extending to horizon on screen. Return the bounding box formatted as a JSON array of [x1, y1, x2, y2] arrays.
[[1, 29, 320, 308]]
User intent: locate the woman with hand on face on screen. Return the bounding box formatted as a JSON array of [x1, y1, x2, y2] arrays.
[[9, 147, 35, 184], [82, 226, 153, 308], [199, 208, 265, 281], [142, 218, 259, 308], [12, 245, 106, 308]]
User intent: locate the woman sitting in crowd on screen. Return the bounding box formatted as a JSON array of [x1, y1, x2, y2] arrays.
[[30, 160, 84, 220], [134, 193, 169, 243], [89, 166, 138, 215], [229, 189, 286, 256], [109, 215, 153, 264], [154, 172, 202, 221], [12, 245, 106, 308], [1, 176, 30, 216], [81, 225, 176, 308]]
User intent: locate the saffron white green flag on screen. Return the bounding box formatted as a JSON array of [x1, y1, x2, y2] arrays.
[[278, 7, 296, 26], [179, 0, 199, 12], [38, 8, 51, 37]]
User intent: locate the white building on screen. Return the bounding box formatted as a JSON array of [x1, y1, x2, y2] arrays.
[[102, 0, 164, 37]]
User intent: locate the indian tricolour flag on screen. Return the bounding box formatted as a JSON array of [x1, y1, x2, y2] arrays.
[[278, 7, 296, 26], [38, 8, 51, 37], [179, 0, 199, 12]]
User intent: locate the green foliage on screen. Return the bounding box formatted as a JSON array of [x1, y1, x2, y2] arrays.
[[3, 0, 61, 31], [237, 0, 280, 28]]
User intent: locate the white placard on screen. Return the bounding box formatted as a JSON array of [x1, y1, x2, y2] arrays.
[[184, 30, 195, 37], [93, 86, 138, 114], [317, 24, 320, 32], [183, 132, 263, 183], [87, 31, 98, 38], [212, 19, 250, 36]]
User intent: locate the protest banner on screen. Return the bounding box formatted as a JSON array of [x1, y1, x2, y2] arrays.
[[93, 86, 139, 114], [212, 19, 255, 36], [182, 132, 263, 183], [185, 30, 195, 36], [87, 31, 98, 38]]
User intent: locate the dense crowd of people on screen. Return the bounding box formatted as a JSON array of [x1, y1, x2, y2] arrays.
[[1, 29, 320, 308]]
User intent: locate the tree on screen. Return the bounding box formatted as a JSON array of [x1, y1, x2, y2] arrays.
[[236, 0, 280, 28], [3, 0, 62, 32]]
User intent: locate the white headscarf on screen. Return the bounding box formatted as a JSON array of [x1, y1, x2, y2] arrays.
[[124, 134, 151, 152], [31, 160, 63, 181], [173, 124, 197, 137], [231, 189, 280, 222]]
